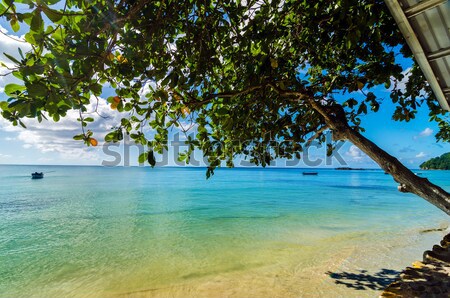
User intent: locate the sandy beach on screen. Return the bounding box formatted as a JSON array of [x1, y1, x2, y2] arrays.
[[115, 227, 448, 298]]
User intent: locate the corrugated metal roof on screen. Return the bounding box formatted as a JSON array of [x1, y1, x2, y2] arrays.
[[385, 0, 450, 110]]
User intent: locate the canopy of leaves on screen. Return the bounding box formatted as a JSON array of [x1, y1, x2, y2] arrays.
[[420, 153, 450, 170], [0, 0, 448, 170]]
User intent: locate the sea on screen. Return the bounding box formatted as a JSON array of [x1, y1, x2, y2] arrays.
[[0, 165, 448, 297]]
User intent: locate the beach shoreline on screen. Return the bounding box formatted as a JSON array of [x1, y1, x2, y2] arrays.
[[108, 226, 449, 298]]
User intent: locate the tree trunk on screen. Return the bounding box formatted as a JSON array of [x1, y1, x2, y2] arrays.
[[308, 99, 450, 216], [344, 127, 450, 216]]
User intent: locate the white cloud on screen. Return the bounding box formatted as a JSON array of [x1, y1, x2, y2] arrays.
[[0, 27, 115, 162], [345, 145, 365, 162], [0, 153, 12, 158], [139, 81, 157, 100], [390, 68, 412, 92], [419, 128, 433, 137], [0, 25, 31, 62], [389, 68, 427, 99], [415, 152, 427, 158], [0, 25, 33, 97], [0, 25, 151, 164], [413, 127, 434, 140], [0, 96, 125, 161]]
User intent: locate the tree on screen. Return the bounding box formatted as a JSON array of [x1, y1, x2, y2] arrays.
[[420, 153, 450, 170], [0, 0, 449, 214]]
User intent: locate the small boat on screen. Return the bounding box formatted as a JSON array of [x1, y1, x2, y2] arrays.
[[31, 172, 44, 179], [302, 171, 318, 176]]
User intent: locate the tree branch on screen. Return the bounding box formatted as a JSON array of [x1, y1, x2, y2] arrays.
[[262, 83, 450, 215], [181, 85, 265, 107], [305, 125, 328, 148], [305, 97, 450, 215]]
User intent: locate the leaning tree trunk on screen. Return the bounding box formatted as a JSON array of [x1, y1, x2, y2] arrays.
[[308, 98, 450, 216], [345, 127, 450, 215]]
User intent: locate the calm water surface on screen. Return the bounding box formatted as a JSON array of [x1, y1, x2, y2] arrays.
[[0, 166, 448, 297]]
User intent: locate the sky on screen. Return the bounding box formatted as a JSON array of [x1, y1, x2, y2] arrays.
[[0, 19, 449, 169]]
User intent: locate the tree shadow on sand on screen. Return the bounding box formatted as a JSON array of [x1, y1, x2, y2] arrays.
[[326, 268, 401, 291]]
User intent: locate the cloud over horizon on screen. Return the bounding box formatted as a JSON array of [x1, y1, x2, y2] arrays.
[[414, 127, 434, 140], [415, 151, 427, 158], [0, 97, 124, 161], [345, 145, 367, 162]]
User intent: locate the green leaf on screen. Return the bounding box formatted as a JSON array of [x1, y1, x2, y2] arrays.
[[147, 150, 156, 167], [27, 83, 48, 97], [345, 98, 358, 108], [90, 83, 102, 95], [30, 11, 44, 32], [8, 100, 23, 108], [24, 32, 36, 45], [10, 18, 20, 33], [138, 152, 147, 164], [21, 12, 33, 25], [4, 84, 26, 96], [42, 6, 63, 23], [12, 71, 23, 80], [0, 3, 8, 15], [216, 108, 229, 116], [73, 134, 85, 140], [357, 102, 367, 115], [117, 129, 123, 141], [105, 131, 116, 142], [206, 167, 215, 179], [3, 52, 20, 64], [18, 47, 24, 59], [0, 101, 9, 110]]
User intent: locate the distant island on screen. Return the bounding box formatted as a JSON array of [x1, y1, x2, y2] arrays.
[[420, 152, 450, 170], [335, 167, 366, 170]]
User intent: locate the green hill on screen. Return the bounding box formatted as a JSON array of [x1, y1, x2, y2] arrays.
[[420, 153, 450, 170]]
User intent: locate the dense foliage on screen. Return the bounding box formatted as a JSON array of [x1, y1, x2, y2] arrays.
[[420, 153, 450, 170], [0, 0, 448, 173]]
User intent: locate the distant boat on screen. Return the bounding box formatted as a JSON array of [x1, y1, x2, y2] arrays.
[[302, 172, 318, 176], [31, 172, 44, 179]]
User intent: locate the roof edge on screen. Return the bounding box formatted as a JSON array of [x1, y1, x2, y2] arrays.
[[384, 0, 450, 111]]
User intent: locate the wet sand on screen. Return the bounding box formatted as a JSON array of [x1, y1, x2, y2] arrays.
[[115, 228, 449, 298]]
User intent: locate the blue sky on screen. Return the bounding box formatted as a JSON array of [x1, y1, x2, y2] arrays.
[[0, 21, 448, 168]]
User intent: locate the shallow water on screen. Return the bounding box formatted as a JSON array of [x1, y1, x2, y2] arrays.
[[0, 166, 448, 297]]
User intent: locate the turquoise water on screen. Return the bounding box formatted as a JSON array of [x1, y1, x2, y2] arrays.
[[0, 165, 448, 297]]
